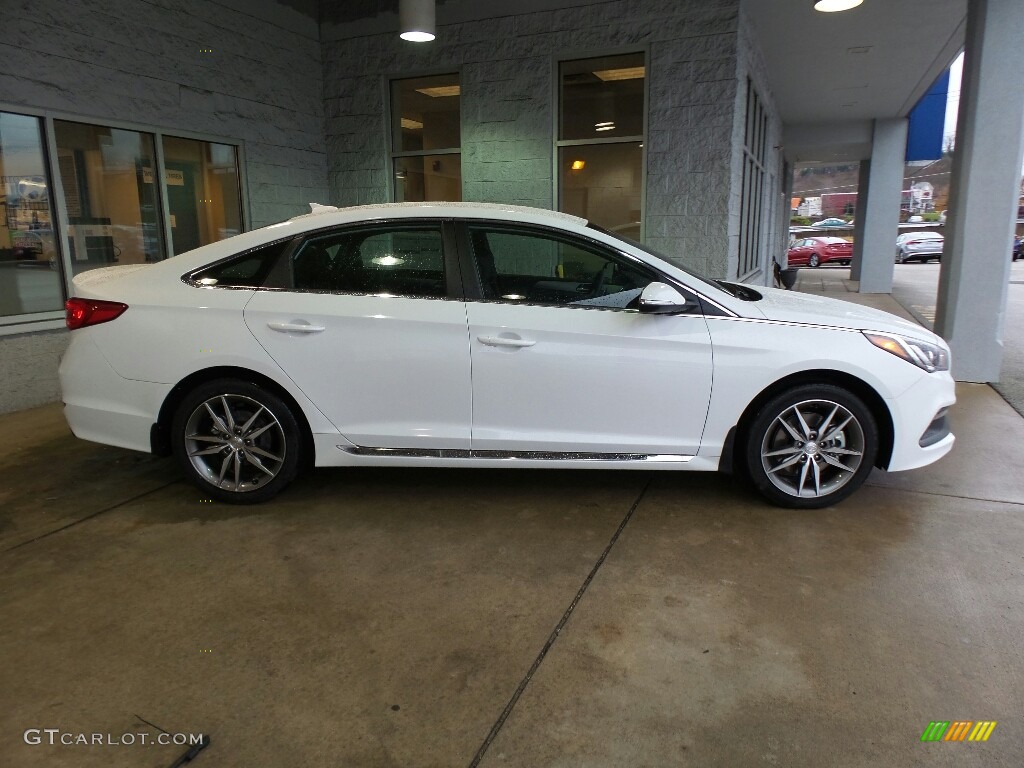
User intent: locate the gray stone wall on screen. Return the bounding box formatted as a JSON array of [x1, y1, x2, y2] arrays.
[[321, 0, 743, 277], [0, 0, 328, 413]]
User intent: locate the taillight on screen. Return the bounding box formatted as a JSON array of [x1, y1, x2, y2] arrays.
[[65, 298, 128, 330]]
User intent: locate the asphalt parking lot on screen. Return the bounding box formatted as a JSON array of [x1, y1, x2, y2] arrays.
[[2, 378, 1023, 767]]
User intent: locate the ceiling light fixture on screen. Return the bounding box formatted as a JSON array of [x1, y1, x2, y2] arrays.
[[595, 122, 615, 132], [593, 66, 646, 81], [813, 0, 863, 12], [415, 85, 460, 97], [399, 0, 435, 42], [400, 117, 423, 130], [571, 160, 585, 170]]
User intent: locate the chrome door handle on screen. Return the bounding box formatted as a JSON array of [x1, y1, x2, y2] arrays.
[[267, 321, 325, 333], [477, 335, 536, 348]]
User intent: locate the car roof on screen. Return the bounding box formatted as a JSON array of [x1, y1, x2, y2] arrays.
[[288, 201, 588, 228]]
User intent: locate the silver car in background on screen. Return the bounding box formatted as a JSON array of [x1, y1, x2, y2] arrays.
[[896, 232, 944, 263]]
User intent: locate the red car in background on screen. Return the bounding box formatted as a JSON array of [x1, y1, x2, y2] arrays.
[[787, 236, 853, 267]]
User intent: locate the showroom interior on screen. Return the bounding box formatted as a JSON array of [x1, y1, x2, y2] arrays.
[[2, 0, 1023, 766]]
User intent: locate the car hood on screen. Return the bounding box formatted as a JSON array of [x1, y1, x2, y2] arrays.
[[748, 285, 942, 342]]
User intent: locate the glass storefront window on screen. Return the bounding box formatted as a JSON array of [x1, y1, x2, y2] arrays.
[[559, 53, 645, 141], [394, 154, 461, 203], [0, 112, 63, 318], [54, 120, 165, 274], [557, 53, 646, 235], [162, 136, 242, 254], [559, 143, 643, 237], [391, 73, 462, 202]]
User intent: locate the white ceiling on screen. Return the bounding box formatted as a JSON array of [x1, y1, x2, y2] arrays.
[[746, 0, 966, 123], [746, 0, 966, 160]]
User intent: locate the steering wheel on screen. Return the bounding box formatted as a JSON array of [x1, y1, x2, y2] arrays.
[[588, 262, 614, 298]]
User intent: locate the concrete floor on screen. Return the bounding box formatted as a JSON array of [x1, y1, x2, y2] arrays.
[[2, 301, 1023, 766]]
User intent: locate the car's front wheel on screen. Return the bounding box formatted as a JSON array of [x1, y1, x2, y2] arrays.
[[744, 384, 878, 509], [808, 253, 821, 268], [172, 379, 303, 503]]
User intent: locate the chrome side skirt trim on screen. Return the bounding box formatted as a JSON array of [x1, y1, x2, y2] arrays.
[[337, 446, 693, 462]]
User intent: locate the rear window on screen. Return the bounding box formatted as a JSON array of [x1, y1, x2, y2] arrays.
[[188, 239, 292, 288]]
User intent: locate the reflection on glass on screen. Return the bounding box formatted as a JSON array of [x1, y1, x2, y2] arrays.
[[391, 74, 461, 153], [394, 155, 462, 203], [0, 112, 63, 317], [560, 53, 645, 141], [54, 120, 165, 274], [162, 136, 242, 254], [559, 143, 643, 235]]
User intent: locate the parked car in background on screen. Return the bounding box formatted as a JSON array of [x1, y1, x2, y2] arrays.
[[788, 236, 853, 267], [811, 217, 850, 228], [896, 232, 944, 263], [1013, 235, 1021, 261]]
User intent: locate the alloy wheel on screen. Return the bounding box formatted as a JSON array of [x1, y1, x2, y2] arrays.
[[759, 398, 865, 499], [183, 394, 287, 493]]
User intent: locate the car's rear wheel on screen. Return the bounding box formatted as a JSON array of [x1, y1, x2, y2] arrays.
[[808, 253, 820, 268], [172, 379, 303, 503], [744, 384, 878, 509]]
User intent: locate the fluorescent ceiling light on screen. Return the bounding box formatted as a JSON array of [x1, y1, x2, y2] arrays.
[[592, 66, 645, 81], [400, 118, 423, 130], [595, 123, 615, 132], [814, 0, 863, 12], [372, 255, 405, 266], [415, 85, 461, 97]]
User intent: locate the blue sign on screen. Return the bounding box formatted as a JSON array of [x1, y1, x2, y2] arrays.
[[906, 69, 950, 162]]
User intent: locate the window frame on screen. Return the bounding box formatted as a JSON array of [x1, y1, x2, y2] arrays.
[[453, 219, 703, 315], [385, 71, 463, 204], [0, 101, 250, 334], [552, 48, 649, 241], [232, 219, 465, 301]]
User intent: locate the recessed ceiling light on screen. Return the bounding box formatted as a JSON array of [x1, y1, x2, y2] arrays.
[[416, 85, 461, 97], [593, 66, 645, 81], [814, 0, 863, 12], [400, 117, 423, 130]]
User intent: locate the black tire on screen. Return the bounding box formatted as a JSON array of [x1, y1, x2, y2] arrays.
[[808, 253, 821, 268], [172, 378, 303, 504], [744, 384, 878, 509]]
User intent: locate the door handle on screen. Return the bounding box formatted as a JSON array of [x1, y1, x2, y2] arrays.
[[267, 321, 325, 333], [477, 335, 536, 348]]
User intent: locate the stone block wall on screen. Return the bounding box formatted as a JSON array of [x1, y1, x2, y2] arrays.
[[321, 0, 745, 278], [0, 0, 328, 413]]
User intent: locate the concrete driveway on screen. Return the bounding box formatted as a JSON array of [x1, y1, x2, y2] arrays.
[[1, 384, 1023, 767]]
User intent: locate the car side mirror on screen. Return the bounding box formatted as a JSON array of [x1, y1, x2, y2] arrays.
[[638, 282, 689, 314]]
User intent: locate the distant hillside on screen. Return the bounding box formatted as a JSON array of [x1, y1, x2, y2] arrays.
[[793, 157, 953, 211]]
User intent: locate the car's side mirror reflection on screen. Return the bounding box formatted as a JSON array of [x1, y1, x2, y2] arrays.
[[638, 282, 689, 314]]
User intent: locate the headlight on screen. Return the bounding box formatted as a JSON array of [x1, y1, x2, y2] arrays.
[[863, 332, 950, 373]]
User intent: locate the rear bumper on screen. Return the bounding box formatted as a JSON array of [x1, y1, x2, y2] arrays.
[[58, 334, 168, 454]]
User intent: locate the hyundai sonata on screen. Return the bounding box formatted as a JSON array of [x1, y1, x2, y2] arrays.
[[59, 202, 955, 508]]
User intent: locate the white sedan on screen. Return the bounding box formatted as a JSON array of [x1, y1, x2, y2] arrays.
[[58, 203, 955, 508]]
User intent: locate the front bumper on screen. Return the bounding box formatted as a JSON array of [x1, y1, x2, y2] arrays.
[[885, 370, 956, 472]]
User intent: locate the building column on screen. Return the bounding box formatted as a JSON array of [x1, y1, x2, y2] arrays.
[[935, 0, 1024, 382], [857, 119, 908, 293], [850, 159, 870, 281]]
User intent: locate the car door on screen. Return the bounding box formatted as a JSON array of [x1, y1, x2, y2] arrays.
[[788, 239, 810, 266], [244, 220, 473, 449], [460, 222, 713, 455]]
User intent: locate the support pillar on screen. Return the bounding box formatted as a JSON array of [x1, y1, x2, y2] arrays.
[[935, 0, 1024, 382], [850, 159, 870, 281], [858, 119, 908, 293]]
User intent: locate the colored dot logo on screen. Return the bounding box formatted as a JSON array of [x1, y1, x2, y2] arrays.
[[200, 48, 213, 54], [200, 649, 213, 653]]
